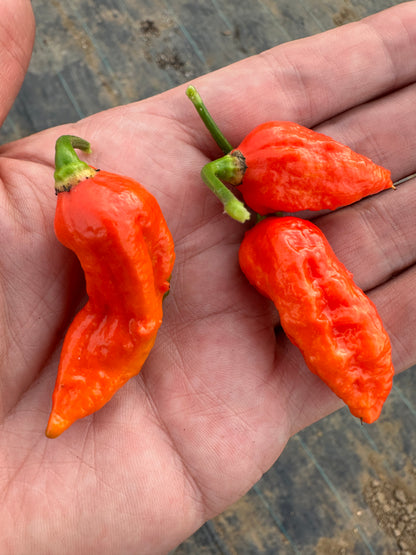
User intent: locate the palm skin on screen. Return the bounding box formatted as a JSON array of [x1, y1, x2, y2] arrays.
[[1, 1, 416, 553]]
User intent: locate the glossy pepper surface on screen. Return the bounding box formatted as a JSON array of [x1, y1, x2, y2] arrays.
[[186, 86, 393, 221], [238, 216, 394, 423], [46, 135, 175, 438], [227, 121, 393, 215]]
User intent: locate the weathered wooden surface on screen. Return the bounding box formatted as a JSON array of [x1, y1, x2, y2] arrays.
[[3, 1, 415, 553]]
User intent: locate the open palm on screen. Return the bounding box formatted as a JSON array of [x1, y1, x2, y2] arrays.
[[1, 2, 416, 554]]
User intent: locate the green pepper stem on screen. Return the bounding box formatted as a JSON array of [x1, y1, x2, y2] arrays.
[[186, 85, 233, 154], [201, 156, 250, 223], [54, 135, 96, 193]]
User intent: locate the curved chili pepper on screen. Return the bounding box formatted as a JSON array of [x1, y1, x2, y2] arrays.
[[238, 216, 394, 423], [46, 135, 175, 438], [186, 86, 393, 220]]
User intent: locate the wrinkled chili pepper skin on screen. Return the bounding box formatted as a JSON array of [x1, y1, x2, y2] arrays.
[[238, 216, 394, 423], [46, 169, 175, 438], [231, 121, 393, 214]]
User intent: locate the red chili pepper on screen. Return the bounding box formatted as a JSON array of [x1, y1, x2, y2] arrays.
[[46, 135, 175, 438], [186, 86, 393, 221], [238, 216, 394, 423]]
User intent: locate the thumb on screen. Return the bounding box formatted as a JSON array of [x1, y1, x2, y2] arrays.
[[0, 0, 35, 128]]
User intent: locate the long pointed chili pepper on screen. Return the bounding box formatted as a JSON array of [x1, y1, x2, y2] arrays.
[[186, 86, 394, 220], [238, 216, 394, 423], [46, 135, 175, 438]]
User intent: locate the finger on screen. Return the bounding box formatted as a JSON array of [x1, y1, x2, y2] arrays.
[[316, 82, 416, 184], [176, 3, 416, 152], [370, 266, 416, 374], [313, 176, 416, 294], [0, 0, 35, 127]]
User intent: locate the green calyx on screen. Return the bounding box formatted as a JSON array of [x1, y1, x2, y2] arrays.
[[54, 135, 97, 193], [186, 85, 251, 223], [201, 153, 250, 223]]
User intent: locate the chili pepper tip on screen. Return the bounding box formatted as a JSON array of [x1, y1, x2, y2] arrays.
[[45, 412, 71, 439]]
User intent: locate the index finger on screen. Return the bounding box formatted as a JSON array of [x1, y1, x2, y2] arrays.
[[0, 0, 35, 127]]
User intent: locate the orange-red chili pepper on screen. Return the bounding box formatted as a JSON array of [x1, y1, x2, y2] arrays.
[[46, 135, 175, 438], [186, 86, 393, 221], [221, 121, 393, 215], [238, 216, 394, 423]]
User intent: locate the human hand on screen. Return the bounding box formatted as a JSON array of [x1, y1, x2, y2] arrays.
[[1, 2, 416, 554]]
